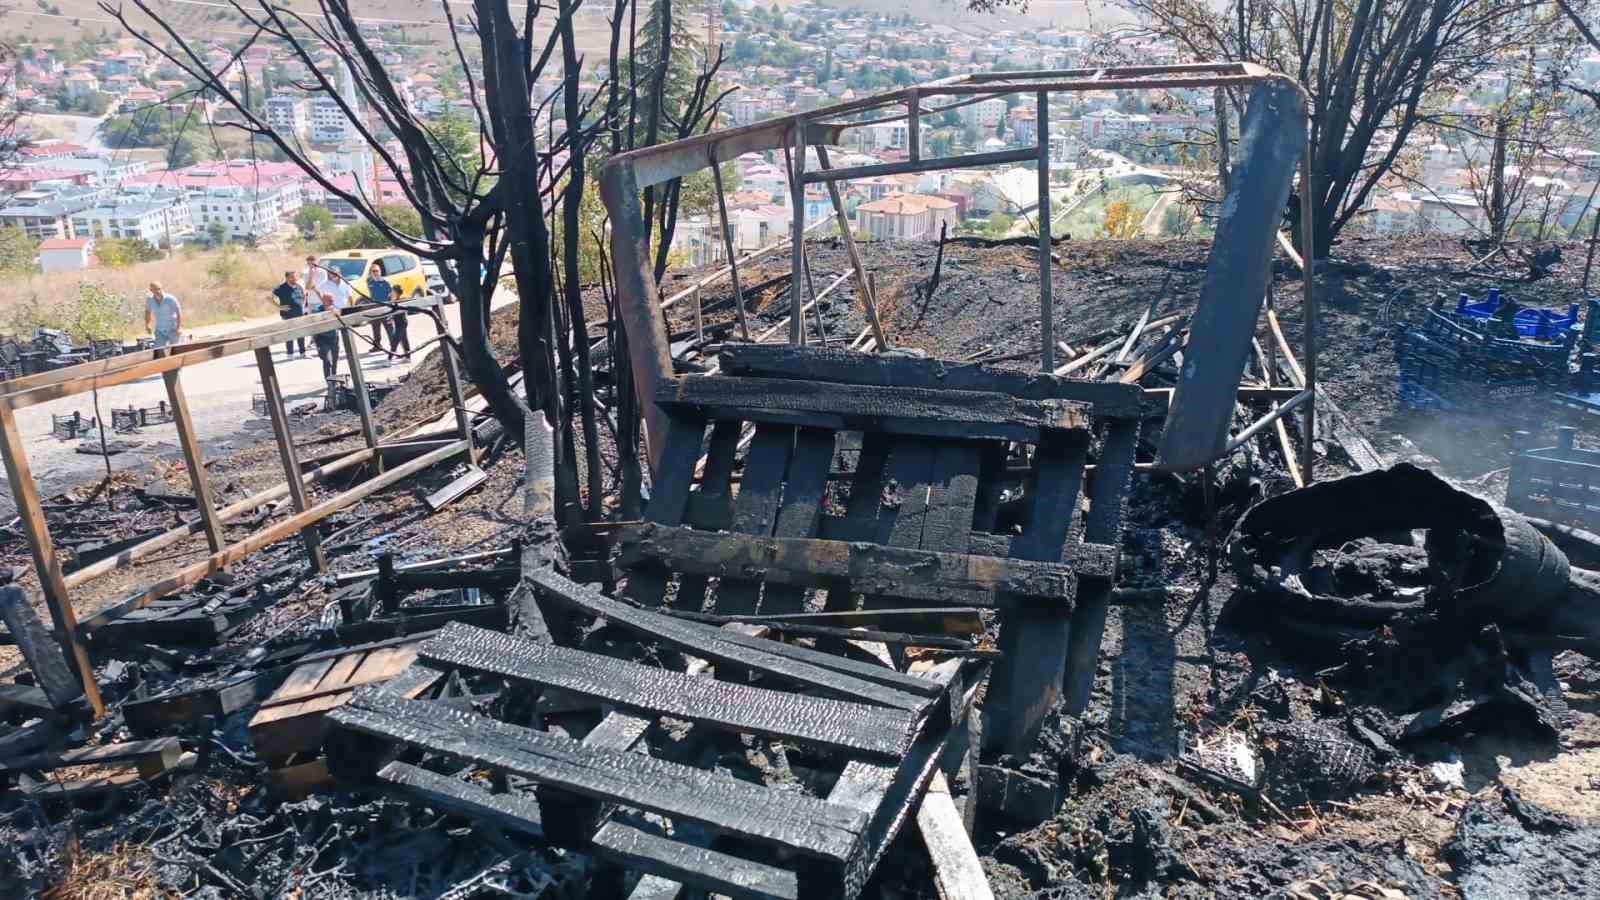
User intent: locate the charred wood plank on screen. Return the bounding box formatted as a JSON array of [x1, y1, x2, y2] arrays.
[[0, 584, 81, 708], [419, 622, 917, 756], [0, 736, 180, 777], [527, 569, 930, 711], [123, 670, 288, 736], [714, 424, 793, 616], [656, 376, 1090, 444], [716, 346, 1143, 418], [380, 760, 545, 836], [670, 606, 985, 635], [327, 688, 871, 868], [986, 430, 1091, 755], [675, 420, 747, 614], [423, 465, 488, 511], [594, 819, 800, 900], [762, 426, 837, 614], [823, 432, 895, 612], [617, 525, 1113, 604], [627, 414, 707, 607], [1061, 418, 1140, 715]]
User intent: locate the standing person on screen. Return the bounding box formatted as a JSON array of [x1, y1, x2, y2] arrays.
[[144, 282, 182, 349], [326, 269, 352, 311], [272, 270, 307, 357], [365, 259, 390, 352], [304, 254, 328, 304], [310, 287, 341, 380]]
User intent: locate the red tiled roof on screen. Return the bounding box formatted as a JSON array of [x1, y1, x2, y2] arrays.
[[37, 238, 91, 250]]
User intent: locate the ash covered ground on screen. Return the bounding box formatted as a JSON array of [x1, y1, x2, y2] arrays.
[[4, 235, 1600, 898]]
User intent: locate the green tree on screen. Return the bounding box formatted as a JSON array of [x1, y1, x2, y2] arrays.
[[1161, 202, 1197, 237], [95, 237, 162, 267], [293, 204, 335, 237], [0, 227, 38, 274], [320, 203, 423, 251], [203, 221, 228, 247]]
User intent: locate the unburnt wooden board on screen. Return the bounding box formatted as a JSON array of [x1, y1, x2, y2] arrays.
[[419, 622, 918, 757], [248, 637, 437, 764]]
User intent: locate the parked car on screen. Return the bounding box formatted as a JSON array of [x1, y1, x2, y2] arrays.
[[421, 260, 451, 302], [317, 249, 430, 302]]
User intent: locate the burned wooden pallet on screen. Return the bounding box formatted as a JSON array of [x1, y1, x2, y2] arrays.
[[249, 634, 442, 765], [88, 590, 280, 645], [327, 620, 982, 898], [621, 345, 1143, 759], [3, 736, 192, 801]]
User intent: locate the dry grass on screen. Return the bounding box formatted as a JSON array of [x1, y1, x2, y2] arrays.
[[43, 834, 168, 900], [1, 246, 301, 340]]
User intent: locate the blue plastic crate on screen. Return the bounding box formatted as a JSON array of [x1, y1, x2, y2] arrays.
[[1395, 310, 1568, 422], [1454, 288, 1579, 340]]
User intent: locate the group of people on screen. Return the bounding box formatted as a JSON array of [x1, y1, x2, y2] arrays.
[[271, 256, 412, 381], [145, 256, 418, 383]]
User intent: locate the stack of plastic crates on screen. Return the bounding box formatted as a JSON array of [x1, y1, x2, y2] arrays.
[[1395, 308, 1571, 427], [1454, 287, 1580, 340], [1507, 426, 1600, 529]]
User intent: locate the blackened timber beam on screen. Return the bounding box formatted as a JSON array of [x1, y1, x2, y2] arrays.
[[255, 348, 326, 572], [673, 606, 985, 636], [0, 585, 82, 708], [419, 622, 919, 758], [655, 375, 1089, 444], [1157, 78, 1306, 469], [327, 687, 871, 869], [340, 330, 381, 472], [526, 569, 932, 712], [716, 345, 1142, 417], [439, 343, 478, 466], [161, 370, 225, 553], [617, 524, 1114, 605], [0, 407, 101, 714]]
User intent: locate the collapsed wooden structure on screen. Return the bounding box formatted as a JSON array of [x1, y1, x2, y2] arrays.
[[0, 297, 477, 715]]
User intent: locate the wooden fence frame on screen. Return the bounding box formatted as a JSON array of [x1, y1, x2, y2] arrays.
[[0, 297, 472, 715]]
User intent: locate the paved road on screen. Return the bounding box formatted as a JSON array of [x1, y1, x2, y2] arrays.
[[0, 297, 511, 515]]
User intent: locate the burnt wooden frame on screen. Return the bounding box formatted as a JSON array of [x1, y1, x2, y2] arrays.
[[598, 62, 1317, 484], [0, 298, 465, 716], [615, 345, 1142, 756]]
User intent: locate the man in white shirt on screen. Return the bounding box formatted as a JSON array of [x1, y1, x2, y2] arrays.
[[325, 270, 352, 310], [305, 255, 329, 302], [144, 282, 182, 348]]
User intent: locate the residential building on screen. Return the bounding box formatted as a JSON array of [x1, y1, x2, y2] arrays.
[[960, 98, 1007, 130], [70, 190, 194, 245], [311, 95, 355, 144], [0, 187, 104, 240], [265, 95, 309, 137], [853, 192, 958, 241], [37, 237, 96, 273], [728, 204, 788, 251]]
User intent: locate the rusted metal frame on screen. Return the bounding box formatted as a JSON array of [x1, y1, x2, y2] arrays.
[[62, 447, 375, 589], [927, 74, 1265, 98], [160, 370, 226, 555], [82, 438, 468, 632], [825, 88, 1013, 129], [340, 329, 383, 473], [801, 148, 1035, 185], [254, 349, 328, 573], [439, 341, 479, 465], [816, 144, 889, 349], [960, 62, 1250, 83], [1037, 91, 1053, 373], [790, 118, 809, 346], [0, 404, 103, 715], [0, 298, 441, 412], [707, 143, 751, 340], [1222, 389, 1312, 453]]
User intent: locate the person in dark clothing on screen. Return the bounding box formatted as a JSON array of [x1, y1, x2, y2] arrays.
[[311, 289, 341, 380], [365, 260, 391, 354], [272, 271, 307, 357]]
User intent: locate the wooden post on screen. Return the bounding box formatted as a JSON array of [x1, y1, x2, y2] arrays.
[[1299, 145, 1316, 486], [790, 119, 808, 346], [708, 149, 751, 340], [692, 285, 705, 346], [162, 370, 224, 554], [1037, 91, 1054, 373], [815, 144, 888, 350], [340, 328, 382, 473], [907, 90, 921, 161], [0, 405, 102, 714], [439, 341, 478, 465], [254, 348, 327, 572]]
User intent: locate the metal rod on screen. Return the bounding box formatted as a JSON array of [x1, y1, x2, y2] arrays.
[[1300, 144, 1316, 486], [1224, 389, 1312, 453], [802, 147, 1035, 185], [1037, 91, 1054, 373], [790, 119, 808, 345], [708, 147, 751, 340], [816, 143, 888, 349]]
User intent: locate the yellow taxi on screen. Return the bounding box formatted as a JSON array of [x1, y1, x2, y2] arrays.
[[317, 249, 431, 301]]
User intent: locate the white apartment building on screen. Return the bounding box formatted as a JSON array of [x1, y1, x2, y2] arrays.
[[190, 180, 303, 239], [265, 95, 308, 137], [310, 95, 354, 144], [70, 190, 194, 245], [960, 98, 1008, 130]]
